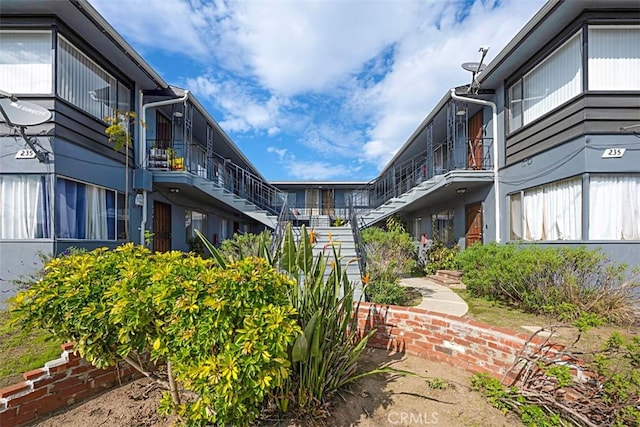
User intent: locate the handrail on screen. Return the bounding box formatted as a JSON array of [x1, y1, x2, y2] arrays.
[[348, 194, 366, 278], [349, 137, 494, 219], [269, 193, 289, 254], [146, 139, 286, 215]]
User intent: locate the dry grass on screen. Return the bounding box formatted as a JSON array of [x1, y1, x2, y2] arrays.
[[456, 289, 640, 352]]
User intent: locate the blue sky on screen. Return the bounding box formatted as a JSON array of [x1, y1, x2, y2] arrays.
[[89, 0, 545, 181]]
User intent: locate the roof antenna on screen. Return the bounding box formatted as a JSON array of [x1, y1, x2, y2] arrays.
[[461, 47, 489, 94], [0, 89, 52, 162]]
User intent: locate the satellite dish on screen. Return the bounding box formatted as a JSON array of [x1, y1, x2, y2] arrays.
[[0, 98, 51, 126], [461, 62, 487, 73]]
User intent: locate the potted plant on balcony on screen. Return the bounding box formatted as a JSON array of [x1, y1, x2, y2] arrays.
[[105, 110, 143, 240]]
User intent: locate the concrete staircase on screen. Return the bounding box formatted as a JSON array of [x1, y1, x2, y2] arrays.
[[195, 177, 278, 229], [295, 225, 364, 300], [425, 270, 466, 290], [359, 175, 446, 227]]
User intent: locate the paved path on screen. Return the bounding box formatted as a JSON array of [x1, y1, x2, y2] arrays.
[[399, 277, 469, 317]]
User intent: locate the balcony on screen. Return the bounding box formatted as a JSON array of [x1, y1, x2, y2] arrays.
[[146, 139, 284, 218]]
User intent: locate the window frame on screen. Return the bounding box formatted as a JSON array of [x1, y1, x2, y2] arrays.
[[56, 34, 132, 121], [507, 30, 583, 133], [0, 30, 54, 96], [54, 176, 123, 241], [0, 174, 53, 240], [509, 176, 583, 242]]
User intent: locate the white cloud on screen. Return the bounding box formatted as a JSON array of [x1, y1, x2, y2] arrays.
[[186, 75, 286, 133], [267, 146, 361, 180], [90, 0, 546, 177], [350, 0, 546, 168]]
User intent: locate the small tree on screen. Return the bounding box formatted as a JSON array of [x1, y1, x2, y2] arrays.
[[105, 110, 140, 240], [11, 245, 301, 426]]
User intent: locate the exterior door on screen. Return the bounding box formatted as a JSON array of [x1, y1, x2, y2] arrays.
[[153, 201, 171, 252], [321, 189, 334, 216], [305, 189, 319, 217], [467, 112, 483, 170], [465, 203, 483, 248]]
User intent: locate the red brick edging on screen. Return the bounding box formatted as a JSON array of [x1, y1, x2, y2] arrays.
[[0, 343, 139, 426], [356, 302, 559, 380], [1, 303, 561, 426]]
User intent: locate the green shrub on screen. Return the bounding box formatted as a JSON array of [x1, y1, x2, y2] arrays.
[[456, 243, 640, 324], [361, 226, 416, 285], [11, 245, 300, 427], [199, 224, 389, 419], [366, 281, 407, 305], [423, 241, 459, 275], [218, 230, 272, 261]]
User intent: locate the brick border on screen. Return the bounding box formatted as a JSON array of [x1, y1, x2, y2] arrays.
[[0, 343, 139, 426], [355, 302, 560, 381], [1, 303, 562, 426]]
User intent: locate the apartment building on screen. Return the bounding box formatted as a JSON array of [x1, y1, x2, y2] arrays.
[[358, 0, 640, 267], [0, 0, 282, 298], [1, 0, 638, 300]]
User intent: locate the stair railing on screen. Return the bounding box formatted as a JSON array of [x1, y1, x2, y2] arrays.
[[348, 194, 366, 278], [269, 193, 289, 255]]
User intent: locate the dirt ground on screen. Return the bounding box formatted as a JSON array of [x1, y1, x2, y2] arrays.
[[34, 348, 520, 427]]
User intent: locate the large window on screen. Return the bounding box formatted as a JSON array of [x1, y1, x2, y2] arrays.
[[508, 32, 582, 131], [57, 36, 131, 120], [510, 177, 582, 241], [0, 175, 52, 239], [185, 209, 207, 242], [0, 31, 52, 94], [56, 178, 121, 240], [432, 209, 454, 244], [589, 175, 640, 240], [588, 25, 640, 91]]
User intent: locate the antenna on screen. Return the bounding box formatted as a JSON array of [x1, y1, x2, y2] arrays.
[[461, 47, 489, 94], [0, 90, 52, 162]]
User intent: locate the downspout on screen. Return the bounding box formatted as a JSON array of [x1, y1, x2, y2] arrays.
[[139, 90, 189, 246], [449, 88, 501, 243]]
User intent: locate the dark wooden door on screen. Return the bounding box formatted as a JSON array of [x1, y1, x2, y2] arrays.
[[153, 201, 171, 252], [468, 112, 483, 170], [321, 189, 334, 216], [465, 203, 483, 248], [156, 111, 172, 148]]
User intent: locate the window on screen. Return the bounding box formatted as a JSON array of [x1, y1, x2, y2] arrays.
[[185, 210, 207, 242], [432, 209, 454, 244], [0, 175, 52, 239], [589, 175, 640, 240], [510, 177, 582, 241], [0, 31, 52, 94], [57, 36, 131, 120], [588, 25, 640, 91], [508, 32, 582, 131], [56, 178, 119, 240]]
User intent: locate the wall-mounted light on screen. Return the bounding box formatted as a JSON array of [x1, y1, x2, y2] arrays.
[[456, 107, 467, 116], [456, 187, 467, 195], [169, 188, 180, 193]]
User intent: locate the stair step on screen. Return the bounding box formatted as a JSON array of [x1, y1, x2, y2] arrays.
[[436, 269, 463, 279]]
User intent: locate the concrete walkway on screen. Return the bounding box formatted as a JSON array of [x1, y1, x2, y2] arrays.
[[399, 277, 469, 317]]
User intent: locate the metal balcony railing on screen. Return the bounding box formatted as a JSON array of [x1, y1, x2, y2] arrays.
[[146, 139, 285, 215], [350, 137, 494, 216]]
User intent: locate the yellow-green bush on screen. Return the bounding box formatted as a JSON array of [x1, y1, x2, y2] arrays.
[[11, 244, 300, 426]]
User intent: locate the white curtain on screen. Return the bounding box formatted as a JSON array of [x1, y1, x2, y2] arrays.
[[588, 26, 640, 91], [523, 178, 582, 241], [590, 175, 640, 240], [509, 193, 522, 240], [86, 186, 108, 240], [0, 31, 52, 94], [0, 175, 50, 239], [523, 186, 545, 240], [522, 32, 582, 125]]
